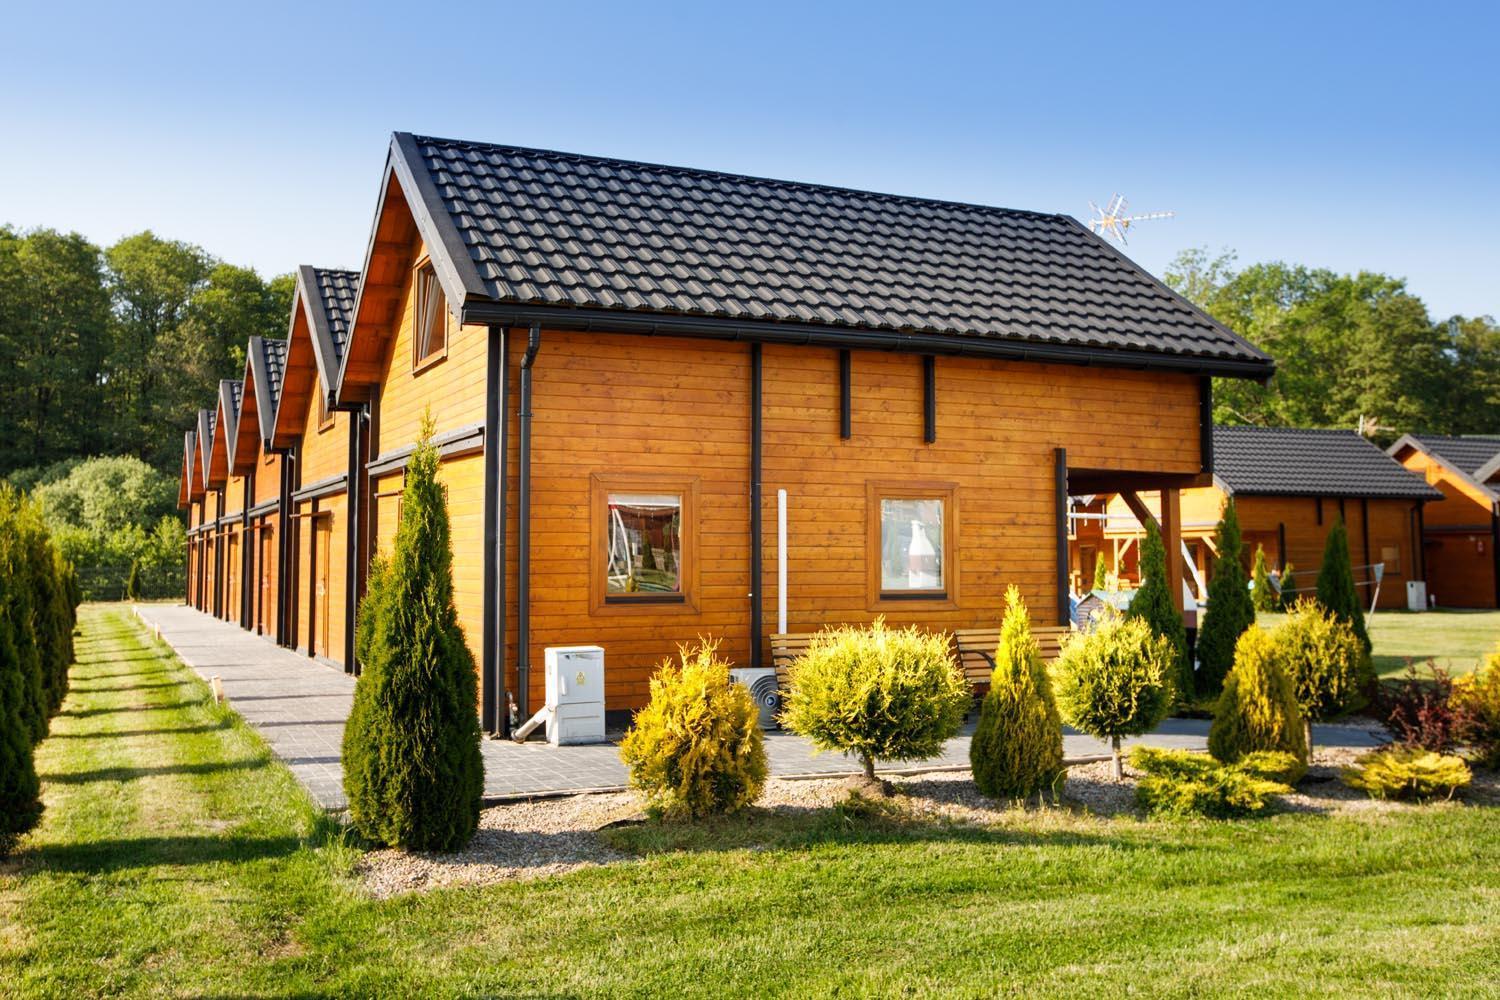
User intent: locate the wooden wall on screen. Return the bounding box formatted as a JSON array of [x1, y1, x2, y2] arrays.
[[1393, 448, 1498, 608]]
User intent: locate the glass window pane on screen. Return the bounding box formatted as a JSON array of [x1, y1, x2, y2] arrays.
[[880, 498, 944, 592], [606, 493, 682, 595]]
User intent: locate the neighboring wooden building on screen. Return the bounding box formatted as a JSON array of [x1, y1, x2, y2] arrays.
[[230, 336, 291, 638], [182, 133, 1281, 730], [1389, 434, 1500, 608], [179, 429, 202, 609], [1099, 426, 1440, 609]]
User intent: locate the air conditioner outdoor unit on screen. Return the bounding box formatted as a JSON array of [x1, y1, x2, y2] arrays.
[[730, 667, 781, 730]]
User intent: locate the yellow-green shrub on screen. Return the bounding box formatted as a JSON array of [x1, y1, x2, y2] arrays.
[[781, 618, 969, 781], [1130, 747, 1296, 819], [620, 639, 767, 819], [1342, 746, 1471, 801], [1452, 647, 1500, 769], [1051, 610, 1175, 778], [1276, 599, 1366, 746], [1208, 626, 1307, 776], [969, 586, 1064, 800]]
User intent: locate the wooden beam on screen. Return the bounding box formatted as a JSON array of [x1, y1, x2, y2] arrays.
[[1161, 488, 1184, 612], [1054, 448, 1069, 625], [1118, 490, 1156, 530]]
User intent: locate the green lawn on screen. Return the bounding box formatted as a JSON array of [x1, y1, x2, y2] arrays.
[[1256, 609, 1500, 678], [4, 606, 1500, 997]]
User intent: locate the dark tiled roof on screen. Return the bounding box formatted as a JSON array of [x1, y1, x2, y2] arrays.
[[1215, 426, 1442, 500], [1407, 435, 1500, 477], [260, 337, 288, 404], [316, 268, 359, 363], [400, 134, 1271, 372], [228, 380, 243, 412]]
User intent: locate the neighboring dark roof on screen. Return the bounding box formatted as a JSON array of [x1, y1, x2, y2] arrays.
[[1214, 426, 1442, 500], [1403, 435, 1500, 477], [261, 336, 288, 402], [196, 409, 216, 490], [317, 269, 359, 364], [296, 266, 361, 392], [391, 133, 1272, 376]]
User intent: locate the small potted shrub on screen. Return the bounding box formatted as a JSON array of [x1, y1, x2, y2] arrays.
[[781, 618, 969, 788], [620, 638, 767, 819], [1208, 626, 1307, 775], [1051, 610, 1175, 779], [969, 586, 1065, 800]]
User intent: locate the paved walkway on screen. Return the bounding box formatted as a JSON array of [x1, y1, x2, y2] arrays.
[[133, 604, 1384, 811]]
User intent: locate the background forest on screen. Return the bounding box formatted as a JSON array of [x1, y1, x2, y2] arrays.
[[0, 224, 1497, 597]]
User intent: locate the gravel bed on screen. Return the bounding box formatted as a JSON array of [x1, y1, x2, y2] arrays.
[[354, 751, 1497, 897]]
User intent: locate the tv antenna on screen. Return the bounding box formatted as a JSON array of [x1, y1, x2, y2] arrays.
[[1088, 194, 1174, 245]]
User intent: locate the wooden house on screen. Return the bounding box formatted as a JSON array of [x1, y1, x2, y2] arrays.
[[180, 429, 202, 608], [229, 336, 292, 638], [181, 133, 1285, 732], [194, 408, 221, 618], [270, 267, 362, 668], [1388, 434, 1500, 608], [1098, 426, 1440, 609]]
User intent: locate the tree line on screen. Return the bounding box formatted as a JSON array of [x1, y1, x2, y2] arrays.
[[0, 226, 292, 480], [1167, 249, 1500, 440]]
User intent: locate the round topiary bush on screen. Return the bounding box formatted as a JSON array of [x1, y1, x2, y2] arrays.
[[1051, 610, 1175, 778], [1208, 626, 1307, 774], [781, 618, 969, 784], [620, 638, 767, 819], [969, 586, 1064, 800], [1275, 598, 1365, 751]]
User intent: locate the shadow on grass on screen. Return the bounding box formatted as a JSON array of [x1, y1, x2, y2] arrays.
[[40, 757, 269, 785], [55, 700, 201, 719], [45, 722, 232, 740], [67, 680, 191, 694]]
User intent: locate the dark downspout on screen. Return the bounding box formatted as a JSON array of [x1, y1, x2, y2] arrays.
[[750, 343, 763, 670], [516, 324, 541, 719], [1054, 448, 1069, 625], [275, 449, 293, 647], [922, 355, 936, 444], [339, 402, 368, 673], [1491, 505, 1500, 609], [215, 488, 226, 619], [838, 349, 851, 440], [1199, 377, 1214, 473], [482, 325, 508, 735], [241, 468, 255, 629]]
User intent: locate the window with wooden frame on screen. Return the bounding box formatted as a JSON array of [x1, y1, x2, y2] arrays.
[[590, 474, 699, 613], [867, 482, 957, 608], [316, 392, 334, 433], [412, 259, 449, 371]]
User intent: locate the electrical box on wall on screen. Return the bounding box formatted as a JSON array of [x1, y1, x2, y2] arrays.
[[543, 645, 606, 745]]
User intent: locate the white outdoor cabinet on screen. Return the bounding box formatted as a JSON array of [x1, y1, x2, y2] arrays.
[[543, 645, 606, 745]]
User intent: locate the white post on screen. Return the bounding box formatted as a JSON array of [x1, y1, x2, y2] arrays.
[[777, 489, 788, 635]]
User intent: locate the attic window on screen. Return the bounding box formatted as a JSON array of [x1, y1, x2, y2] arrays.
[[413, 261, 449, 370]]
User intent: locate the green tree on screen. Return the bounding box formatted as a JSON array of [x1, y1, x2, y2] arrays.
[[969, 586, 1065, 799], [1091, 552, 1108, 591], [34, 456, 176, 535], [1127, 518, 1191, 702], [341, 422, 483, 851], [0, 490, 47, 743], [1251, 544, 1279, 613], [1208, 626, 1307, 774], [1196, 498, 1255, 697], [1315, 517, 1371, 654]]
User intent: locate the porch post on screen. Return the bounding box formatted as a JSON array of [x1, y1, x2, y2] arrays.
[[1161, 488, 1183, 612], [1053, 448, 1069, 625]]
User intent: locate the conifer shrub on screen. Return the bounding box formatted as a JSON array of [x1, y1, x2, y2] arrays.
[[1127, 518, 1191, 703], [969, 586, 1065, 800], [1195, 498, 1255, 697], [0, 492, 47, 744], [1251, 545, 1278, 613], [1208, 626, 1307, 775], [1130, 746, 1297, 819], [1274, 599, 1364, 751], [17, 500, 74, 717], [1051, 610, 1175, 778], [1342, 746, 1471, 801], [1452, 646, 1500, 769], [125, 560, 141, 601], [1278, 562, 1297, 609], [341, 423, 484, 851], [1092, 553, 1108, 592], [0, 571, 42, 856], [620, 638, 767, 819], [781, 618, 969, 783], [1316, 516, 1370, 653]]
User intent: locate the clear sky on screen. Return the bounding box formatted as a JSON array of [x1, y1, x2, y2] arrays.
[[3, 1, 1495, 319]]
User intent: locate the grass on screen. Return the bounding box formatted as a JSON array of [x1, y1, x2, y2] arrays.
[[1256, 609, 1499, 678], [3, 605, 1499, 997]]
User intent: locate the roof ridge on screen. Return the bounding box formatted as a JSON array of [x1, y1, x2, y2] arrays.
[[1216, 425, 1364, 435], [407, 132, 1073, 226]]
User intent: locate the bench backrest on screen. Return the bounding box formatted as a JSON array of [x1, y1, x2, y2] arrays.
[[770, 625, 1073, 689]]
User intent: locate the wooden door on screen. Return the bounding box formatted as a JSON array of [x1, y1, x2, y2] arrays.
[[315, 519, 331, 657], [259, 529, 274, 634]]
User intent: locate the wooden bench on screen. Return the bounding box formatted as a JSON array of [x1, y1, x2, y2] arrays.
[[771, 625, 1073, 691]]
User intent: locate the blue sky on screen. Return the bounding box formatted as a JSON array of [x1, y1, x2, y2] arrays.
[[3, 1, 1495, 318]]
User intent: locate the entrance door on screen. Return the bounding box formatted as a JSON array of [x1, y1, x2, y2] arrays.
[[314, 518, 331, 657], [259, 529, 274, 634]]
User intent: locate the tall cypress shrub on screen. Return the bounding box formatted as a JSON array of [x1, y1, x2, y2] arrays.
[[1092, 553, 1108, 592], [0, 571, 42, 856], [970, 586, 1065, 799], [1251, 545, 1278, 613], [17, 500, 73, 716], [1128, 518, 1191, 702], [1315, 517, 1371, 654], [0, 492, 47, 744], [1196, 498, 1255, 698], [341, 424, 483, 851]]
